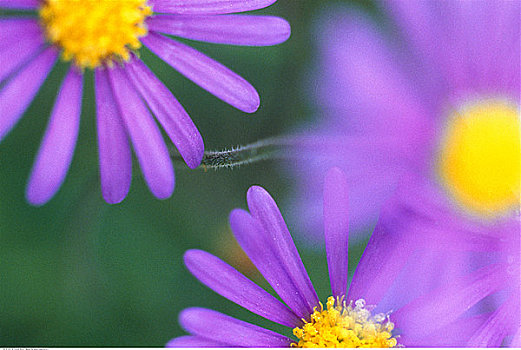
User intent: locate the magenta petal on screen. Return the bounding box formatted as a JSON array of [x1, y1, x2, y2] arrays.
[[26, 68, 83, 205], [125, 58, 203, 169], [147, 15, 290, 46], [166, 336, 228, 348], [0, 19, 42, 51], [0, 47, 58, 142], [392, 263, 508, 340], [184, 249, 300, 327], [0, 31, 45, 83], [511, 326, 521, 347], [0, 0, 38, 9], [149, 0, 277, 15], [108, 66, 175, 199], [142, 32, 260, 113], [323, 167, 349, 298], [94, 69, 132, 204], [179, 307, 292, 347]]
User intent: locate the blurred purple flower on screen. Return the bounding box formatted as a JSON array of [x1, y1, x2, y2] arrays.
[[167, 168, 493, 347], [0, 0, 290, 205], [291, 1, 519, 240]]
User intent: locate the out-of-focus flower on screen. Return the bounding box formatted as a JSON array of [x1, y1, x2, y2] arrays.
[[167, 168, 494, 347], [292, 1, 519, 240], [0, 0, 290, 205], [379, 178, 520, 347]]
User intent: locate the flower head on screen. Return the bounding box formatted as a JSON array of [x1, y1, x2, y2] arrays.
[[291, 1, 519, 239], [0, 0, 290, 205], [167, 168, 495, 347]]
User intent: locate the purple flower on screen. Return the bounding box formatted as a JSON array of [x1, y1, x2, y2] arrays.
[[291, 1, 519, 240], [0, 0, 290, 205], [167, 168, 495, 347]]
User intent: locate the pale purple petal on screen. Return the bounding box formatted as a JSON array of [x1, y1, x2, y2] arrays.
[[179, 307, 292, 347], [147, 15, 290, 46], [392, 263, 508, 340], [142, 32, 260, 113], [230, 208, 314, 319], [94, 69, 132, 204], [511, 326, 521, 347], [467, 294, 519, 347], [347, 216, 417, 306], [166, 336, 228, 348], [149, 0, 277, 15], [26, 68, 83, 205], [184, 249, 300, 327], [0, 0, 38, 9], [0, 47, 58, 142], [124, 58, 203, 169], [0, 31, 45, 83], [323, 167, 349, 298], [107, 66, 174, 199]]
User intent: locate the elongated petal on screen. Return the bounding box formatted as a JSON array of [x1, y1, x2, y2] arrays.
[[0, 19, 42, 50], [511, 326, 521, 347], [94, 69, 132, 204], [0, 0, 38, 9], [26, 68, 83, 205], [142, 32, 259, 113], [108, 66, 174, 199], [347, 217, 416, 305], [467, 294, 519, 347], [147, 15, 290, 46], [0, 31, 45, 83], [230, 208, 314, 319], [0, 47, 58, 142], [149, 0, 276, 15], [392, 263, 508, 339], [184, 249, 300, 327], [323, 167, 349, 298], [166, 336, 228, 348], [125, 58, 203, 169], [179, 307, 292, 347]]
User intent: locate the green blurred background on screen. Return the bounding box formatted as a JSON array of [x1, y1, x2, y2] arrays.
[[0, 1, 377, 346]]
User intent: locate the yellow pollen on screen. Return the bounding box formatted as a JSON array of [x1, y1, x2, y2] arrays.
[[437, 100, 520, 218], [292, 296, 398, 348], [39, 0, 152, 69]]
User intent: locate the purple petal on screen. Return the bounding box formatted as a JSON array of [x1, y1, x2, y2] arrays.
[[467, 294, 519, 347], [323, 167, 349, 298], [0, 0, 38, 9], [142, 32, 260, 113], [166, 336, 228, 348], [0, 31, 45, 83], [184, 249, 300, 327], [149, 0, 277, 15], [179, 307, 292, 347], [347, 217, 417, 306], [26, 68, 83, 205], [107, 66, 175, 199], [511, 326, 521, 347], [0, 19, 42, 51], [124, 58, 203, 169], [392, 263, 508, 340], [0, 47, 58, 142], [94, 69, 132, 204], [147, 15, 290, 46]]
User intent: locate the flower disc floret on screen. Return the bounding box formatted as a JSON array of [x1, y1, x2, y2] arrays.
[[39, 0, 152, 69], [292, 296, 398, 348]]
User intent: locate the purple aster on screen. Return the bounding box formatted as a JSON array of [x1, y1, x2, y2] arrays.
[[167, 168, 498, 347], [0, 0, 290, 205], [291, 1, 519, 240]]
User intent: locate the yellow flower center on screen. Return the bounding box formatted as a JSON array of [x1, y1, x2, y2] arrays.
[[39, 0, 152, 69], [437, 99, 520, 218], [292, 297, 398, 348]]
